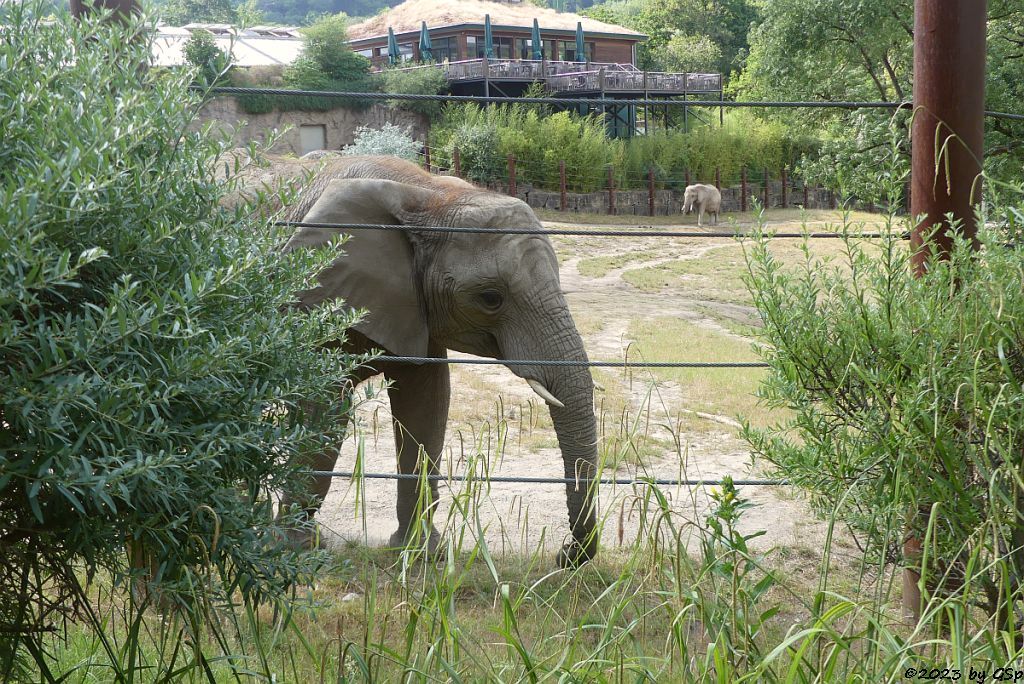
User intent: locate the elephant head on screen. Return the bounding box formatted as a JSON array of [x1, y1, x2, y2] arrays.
[[281, 155, 599, 566]]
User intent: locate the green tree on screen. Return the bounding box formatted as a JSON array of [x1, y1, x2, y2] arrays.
[[1, 6, 358, 675], [282, 11, 379, 108], [159, 0, 234, 24], [182, 28, 229, 84], [655, 32, 722, 73]]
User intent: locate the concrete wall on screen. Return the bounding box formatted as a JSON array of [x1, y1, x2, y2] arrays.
[[194, 97, 430, 156]]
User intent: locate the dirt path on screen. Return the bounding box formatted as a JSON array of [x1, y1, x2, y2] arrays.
[[316, 214, 863, 561]]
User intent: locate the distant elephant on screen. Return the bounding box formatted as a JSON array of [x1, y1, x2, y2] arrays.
[[683, 183, 722, 227], [262, 155, 599, 567]]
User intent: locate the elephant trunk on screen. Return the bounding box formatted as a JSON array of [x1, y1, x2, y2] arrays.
[[507, 304, 599, 567]]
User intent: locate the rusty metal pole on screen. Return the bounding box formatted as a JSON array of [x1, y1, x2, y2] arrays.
[[741, 167, 747, 213], [507, 154, 517, 197], [648, 168, 655, 217], [902, 0, 986, 626], [453, 147, 462, 178], [607, 165, 616, 215], [911, 0, 985, 273], [559, 160, 568, 212]]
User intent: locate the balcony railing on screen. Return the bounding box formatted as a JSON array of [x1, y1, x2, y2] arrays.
[[381, 58, 722, 93]]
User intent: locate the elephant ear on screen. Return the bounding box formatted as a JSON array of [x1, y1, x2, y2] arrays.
[[283, 178, 434, 358]]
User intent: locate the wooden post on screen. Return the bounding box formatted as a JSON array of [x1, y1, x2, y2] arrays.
[[803, 181, 809, 209], [715, 167, 721, 191], [902, 0, 986, 626], [423, 145, 431, 172], [453, 146, 462, 178], [829, 189, 837, 209], [684, 169, 691, 187], [763, 168, 770, 210], [559, 160, 567, 212], [607, 165, 615, 215], [647, 167, 655, 217], [740, 167, 747, 213], [507, 154, 517, 197], [781, 167, 788, 208]]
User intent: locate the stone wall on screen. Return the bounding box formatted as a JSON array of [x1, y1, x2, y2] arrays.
[[193, 97, 430, 156]]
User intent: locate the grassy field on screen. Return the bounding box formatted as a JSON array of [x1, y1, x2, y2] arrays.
[[47, 208, 944, 682]]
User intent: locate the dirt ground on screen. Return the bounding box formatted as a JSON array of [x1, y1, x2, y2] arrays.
[[316, 210, 872, 562]]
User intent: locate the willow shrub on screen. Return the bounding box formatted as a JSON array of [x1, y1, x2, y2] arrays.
[[743, 205, 1024, 621], [433, 104, 818, 193], [1, 6, 358, 675]]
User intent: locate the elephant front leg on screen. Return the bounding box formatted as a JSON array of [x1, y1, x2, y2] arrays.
[[384, 344, 450, 553]]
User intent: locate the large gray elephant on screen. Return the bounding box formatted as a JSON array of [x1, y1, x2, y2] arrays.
[[683, 183, 722, 227], [267, 155, 599, 567]]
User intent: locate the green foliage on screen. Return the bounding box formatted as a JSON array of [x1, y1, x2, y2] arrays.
[[432, 104, 817, 192], [0, 6, 359, 674], [182, 29, 229, 85], [234, 12, 379, 113], [381, 65, 449, 117], [158, 0, 235, 24], [744, 184, 1024, 617], [655, 32, 723, 74]]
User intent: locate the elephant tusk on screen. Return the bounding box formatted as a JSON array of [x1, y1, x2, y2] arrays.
[[527, 379, 565, 409]]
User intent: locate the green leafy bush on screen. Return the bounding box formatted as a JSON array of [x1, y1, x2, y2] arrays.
[[0, 6, 359, 675], [182, 29, 229, 85], [744, 204, 1024, 618], [381, 65, 449, 117]]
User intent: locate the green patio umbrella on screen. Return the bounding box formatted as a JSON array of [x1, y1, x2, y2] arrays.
[[484, 14, 495, 58], [418, 21, 432, 62], [387, 26, 400, 65], [575, 21, 585, 62], [531, 18, 543, 60]]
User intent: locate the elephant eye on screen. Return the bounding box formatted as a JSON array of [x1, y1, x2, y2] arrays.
[[478, 289, 504, 310]]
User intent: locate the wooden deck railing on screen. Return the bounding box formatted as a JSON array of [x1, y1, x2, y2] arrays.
[[383, 58, 721, 93]]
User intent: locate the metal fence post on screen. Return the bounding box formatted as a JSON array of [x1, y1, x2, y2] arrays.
[[453, 146, 462, 179], [507, 154, 517, 197], [648, 167, 655, 217], [607, 165, 616, 215], [781, 167, 788, 208], [741, 167, 747, 213], [559, 160, 567, 212]]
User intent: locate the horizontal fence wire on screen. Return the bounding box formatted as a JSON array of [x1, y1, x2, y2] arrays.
[[275, 221, 907, 240], [200, 86, 1024, 120], [373, 356, 768, 368], [312, 471, 785, 486]]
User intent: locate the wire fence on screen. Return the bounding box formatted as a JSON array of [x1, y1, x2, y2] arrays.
[[223, 84, 1017, 494]]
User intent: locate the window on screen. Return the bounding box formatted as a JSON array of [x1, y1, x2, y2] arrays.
[[515, 37, 538, 60], [299, 125, 326, 156], [465, 34, 514, 59], [355, 48, 373, 58], [432, 36, 458, 62], [557, 40, 593, 62], [398, 42, 414, 62]]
